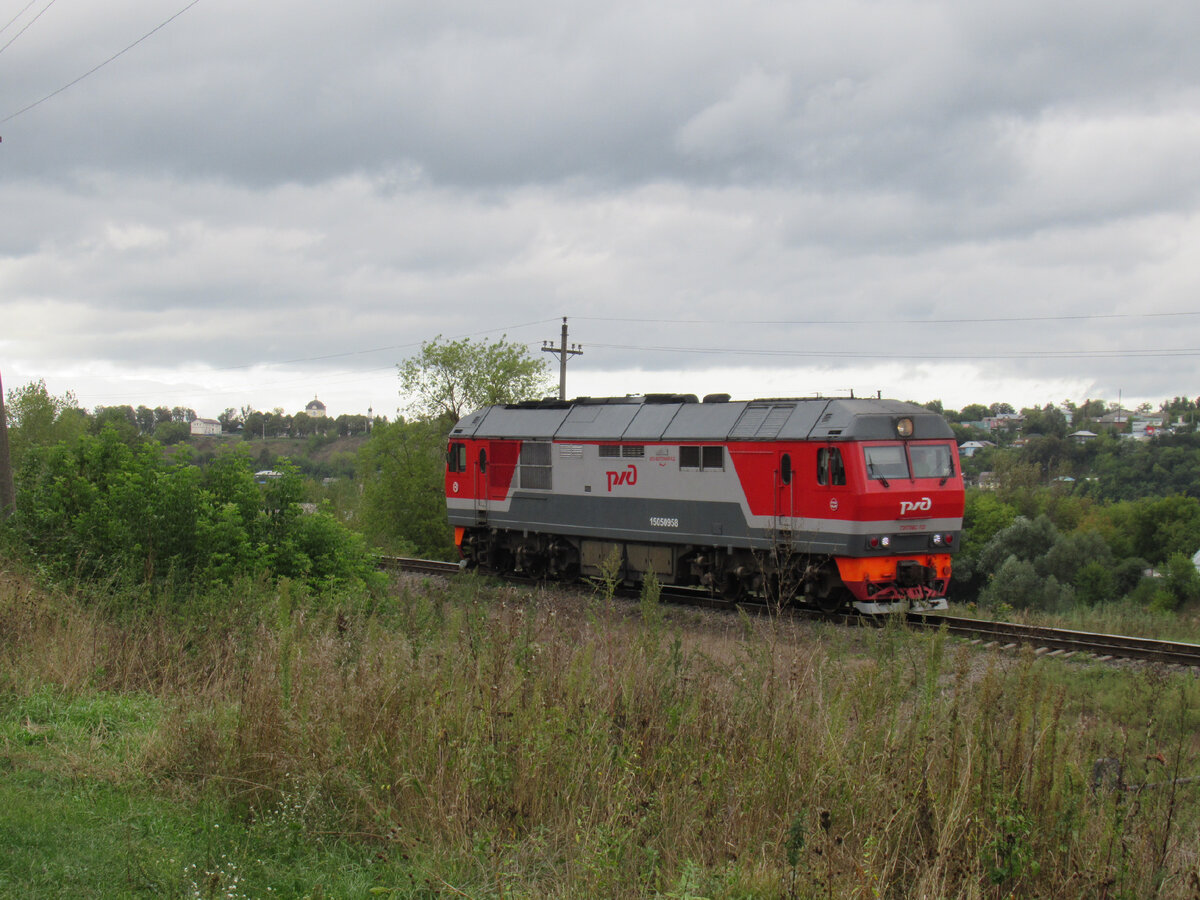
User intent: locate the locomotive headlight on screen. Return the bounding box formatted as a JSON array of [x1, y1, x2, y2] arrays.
[[932, 533, 943, 546], [896, 417, 914, 438], [880, 535, 890, 548]]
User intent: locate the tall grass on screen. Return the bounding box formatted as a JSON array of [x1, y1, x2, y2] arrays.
[[2, 568, 1198, 898]]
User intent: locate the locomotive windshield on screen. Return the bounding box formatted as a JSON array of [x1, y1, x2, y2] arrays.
[[864, 443, 954, 481], [909, 443, 954, 478], [864, 445, 909, 480]]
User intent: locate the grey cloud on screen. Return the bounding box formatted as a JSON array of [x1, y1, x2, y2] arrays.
[[3, 0, 1200, 413]]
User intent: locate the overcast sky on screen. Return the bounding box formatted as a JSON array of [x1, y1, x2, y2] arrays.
[[3, 0, 1200, 421]]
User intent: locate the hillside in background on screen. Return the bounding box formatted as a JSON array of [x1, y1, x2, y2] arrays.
[[184, 433, 369, 480]]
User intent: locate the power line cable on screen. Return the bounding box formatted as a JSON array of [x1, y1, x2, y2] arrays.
[[573, 310, 1200, 327], [0, 0, 57, 56], [1, 0, 201, 125], [585, 341, 1200, 361], [0, 0, 40, 38]]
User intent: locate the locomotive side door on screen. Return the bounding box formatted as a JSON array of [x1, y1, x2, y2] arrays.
[[474, 444, 490, 524], [815, 444, 850, 519], [478, 438, 520, 524], [776, 449, 796, 535]]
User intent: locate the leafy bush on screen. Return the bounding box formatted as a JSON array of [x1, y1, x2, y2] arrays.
[[1037, 530, 1113, 585], [981, 556, 1074, 611], [1073, 560, 1116, 606], [1161, 552, 1200, 611], [976, 515, 1060, 577], [12, 428, 381, 594]]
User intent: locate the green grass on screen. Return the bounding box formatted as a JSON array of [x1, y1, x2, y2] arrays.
[[0, 688, 432, 898], [1, 569, 1198, 898]]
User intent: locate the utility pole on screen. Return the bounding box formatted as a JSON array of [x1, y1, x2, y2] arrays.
[[0, 369, 15, 519], [542, 316, 582, 401]]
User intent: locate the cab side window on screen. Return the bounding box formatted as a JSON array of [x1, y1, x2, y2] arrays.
[[817, 447, 845, 486], [447, 442, 467, 473], [830, 448, 846, 485]]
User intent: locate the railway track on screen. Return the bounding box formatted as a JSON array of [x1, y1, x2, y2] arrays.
[[907, 613, 1200, 667], [379, 556, 1200, 667], [378, 556, 462, 577]]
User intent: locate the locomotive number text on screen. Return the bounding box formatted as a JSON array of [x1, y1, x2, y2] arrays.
[[650, 517, 679, 528]]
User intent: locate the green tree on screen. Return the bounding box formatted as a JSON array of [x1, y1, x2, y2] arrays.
[[357, 418, 456, 559], [1160, 552, 1200, 610], [1116, 495, 1200, 564], [4, 379, 90, 466], [980, 556, 1073, 610], [954, 491, 1018, 594], [292, 411, 313, 437], [135, 405, 156, 434], [992, 453, 1043, 515], [1076, 398, 1107, 424], [1020, 404, 1068, 439], [976, 515, 1060, 579], [1074, 560, 1116, 606], [243, 410, 266, 440], [92, 405, 139, 443], [399, 335, 553, 423], [1036, 530, 1113, 586], [152, 421, 191, 445]]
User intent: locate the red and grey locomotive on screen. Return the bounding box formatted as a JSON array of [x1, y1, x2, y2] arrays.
[[445, 393, 963, 614]]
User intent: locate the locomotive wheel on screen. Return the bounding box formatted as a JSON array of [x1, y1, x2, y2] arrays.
[[720, 570, 746, 603], [815, 588, 849, 614], [485, 547, 515, 576], [764, 570, 800, 607]]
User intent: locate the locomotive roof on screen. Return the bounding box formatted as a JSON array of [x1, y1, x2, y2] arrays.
[[449, 395, 955, 442]]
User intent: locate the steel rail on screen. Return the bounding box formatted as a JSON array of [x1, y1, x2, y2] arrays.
[[908, 613, 1200, 667], [378, 556, 461, 576]]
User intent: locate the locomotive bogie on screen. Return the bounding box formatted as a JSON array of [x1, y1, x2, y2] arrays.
[[446, 394, 964, 614]]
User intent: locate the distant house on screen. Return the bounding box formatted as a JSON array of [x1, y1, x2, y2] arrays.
[[974, 472, 1000, 491], [1069, 430, 1097, 443], [190, 418, 222, 437], [1097, 408, 1135, 426], [958, 440, 994, 458], [981, 414, 1023, 431], [1131, 417, 1166, 439], [305, 396, 327, 418]]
